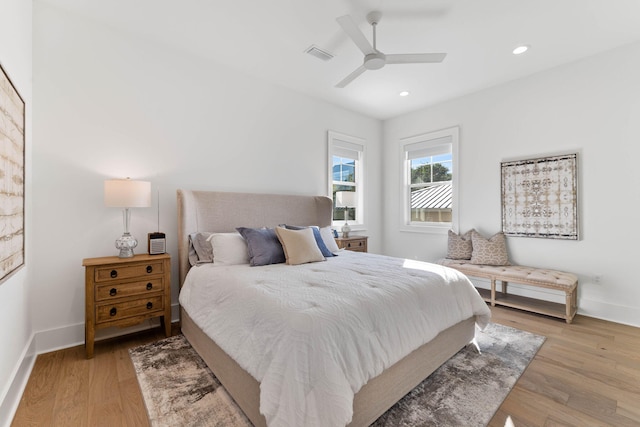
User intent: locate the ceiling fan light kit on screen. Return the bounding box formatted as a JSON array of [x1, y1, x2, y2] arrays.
[[335, 11, 447, 88]]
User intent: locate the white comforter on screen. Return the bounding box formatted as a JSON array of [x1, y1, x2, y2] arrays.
[[179, 251, 491, 427]]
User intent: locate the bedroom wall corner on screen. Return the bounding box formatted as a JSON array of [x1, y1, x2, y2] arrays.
[[381, 41, 640, 327], [0, 0, 34, 425]]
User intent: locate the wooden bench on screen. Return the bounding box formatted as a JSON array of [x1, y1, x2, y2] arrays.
[[437, 259, 578, 323]]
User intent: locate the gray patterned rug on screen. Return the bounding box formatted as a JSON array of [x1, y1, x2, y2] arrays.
[[129, 323, 544, 427]]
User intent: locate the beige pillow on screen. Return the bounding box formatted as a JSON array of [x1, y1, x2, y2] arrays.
[[275, 226, 326, 265], [447, 229, 473, 260], [470, 231, 510, 266]]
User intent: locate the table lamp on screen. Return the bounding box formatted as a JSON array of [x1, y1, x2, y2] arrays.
[[104, 178, 151, 257], [335, 191, 356, 238]]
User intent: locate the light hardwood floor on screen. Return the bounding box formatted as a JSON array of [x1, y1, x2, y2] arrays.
[[11, 307, 640, 426]]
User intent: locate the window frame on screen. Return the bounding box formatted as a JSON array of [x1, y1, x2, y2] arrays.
[[328, 131, 365, 229], [400, 126, 459, 234]]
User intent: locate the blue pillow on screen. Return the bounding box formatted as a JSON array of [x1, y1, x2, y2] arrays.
[[236, 227, 286, 266], [284, 225, 335, 258]]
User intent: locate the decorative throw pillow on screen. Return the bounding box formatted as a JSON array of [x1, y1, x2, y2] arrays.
[[447, 229, 474, 260], [236, 227, 286, 266], [284, 225, 335, 257], [275, 226, 325, 265], [470, 231, 510, 266], [319, 226, 340, 254], [188, 232, 213, 266], [209, 232, 250, 266]]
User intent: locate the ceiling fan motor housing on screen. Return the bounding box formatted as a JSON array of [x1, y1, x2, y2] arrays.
[[335, 10, 445, 87], [364, 52, 386, 70]]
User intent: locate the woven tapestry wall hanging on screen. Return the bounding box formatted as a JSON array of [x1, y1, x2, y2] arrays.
[[501, 153, 578, 240], [0, 62, 25, 282]]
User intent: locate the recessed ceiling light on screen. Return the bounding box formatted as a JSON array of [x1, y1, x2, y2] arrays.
[[512, 45, 529, 55], [399, 91, 410, 97]]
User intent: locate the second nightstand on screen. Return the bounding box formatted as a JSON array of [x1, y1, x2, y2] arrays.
[[335, 236, 368, 253], [83, 253, 171, 358]]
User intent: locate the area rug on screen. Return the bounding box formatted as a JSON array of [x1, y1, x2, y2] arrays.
[[129, 323, 544, 427]]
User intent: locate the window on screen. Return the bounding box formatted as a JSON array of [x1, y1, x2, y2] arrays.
[[401, 127, 459, 232], [328, 131, 364, 227]]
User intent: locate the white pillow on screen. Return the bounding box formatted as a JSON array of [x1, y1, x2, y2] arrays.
[[275, 226, 325, 265], [208, 232, 250, 266], [319, 226, 340, 254]]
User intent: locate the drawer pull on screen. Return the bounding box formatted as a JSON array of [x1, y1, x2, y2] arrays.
[[110, 307, 117, 316], [109, 288, 117, 296], [110, 270, 118, 278], [146, 282, 153, 290], [146, 302, 153, 310], [347, 243, 351, 247], [358, 242, 362, 246], [146, 266, 153, 274]]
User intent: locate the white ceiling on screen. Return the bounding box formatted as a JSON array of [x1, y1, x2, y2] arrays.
[[41, 0, 640, 120]]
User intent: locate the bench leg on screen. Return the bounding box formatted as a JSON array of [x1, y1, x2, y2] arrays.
[[490, 278, 496, 306], [565, 288, 577, 324]]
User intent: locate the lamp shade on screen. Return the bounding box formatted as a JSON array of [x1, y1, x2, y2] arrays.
[[335, 191, 356, 208], [104, 179, 151, 208]]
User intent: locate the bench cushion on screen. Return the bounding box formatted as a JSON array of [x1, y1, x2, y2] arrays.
[[438, 258, 578, 292]]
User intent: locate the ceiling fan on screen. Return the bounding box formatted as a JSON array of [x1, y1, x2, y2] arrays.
[[335, 11, 447, 88]]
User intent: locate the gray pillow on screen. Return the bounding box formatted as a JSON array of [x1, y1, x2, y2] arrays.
[[236, 227, 286, 266], [188, 232, 213, 266]]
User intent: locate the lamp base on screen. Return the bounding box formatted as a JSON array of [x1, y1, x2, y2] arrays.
[[115, 233, 138, 258], [341, 222, 351, 238]]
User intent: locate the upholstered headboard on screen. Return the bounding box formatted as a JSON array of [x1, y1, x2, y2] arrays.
[[177, 190, 333, 286]]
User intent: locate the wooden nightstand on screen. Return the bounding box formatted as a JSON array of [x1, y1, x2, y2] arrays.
[[335, 236, 368, 252], [83, 253, 171, 358]]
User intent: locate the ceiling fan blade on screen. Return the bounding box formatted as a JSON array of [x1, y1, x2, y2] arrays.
[[386, 53, 447, 64], [336, 15, 375, 55], [335, 65, 367, 88]]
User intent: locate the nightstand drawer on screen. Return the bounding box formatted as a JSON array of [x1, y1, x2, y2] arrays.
[[344, 240, 366, 251], [94, 260, 165, 282], [335, 236, 368, 252], [96, 295, 164, 323], [96, 278, 164, 301]]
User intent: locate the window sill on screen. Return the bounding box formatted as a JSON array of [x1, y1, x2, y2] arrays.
[[399, 224, 450, 235]]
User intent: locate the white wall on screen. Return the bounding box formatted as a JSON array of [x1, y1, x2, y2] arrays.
[[30, 2, 382, 349], [0, 0, 34, 424], [383, 41, 640, 327], [4, 3, 637, 422]]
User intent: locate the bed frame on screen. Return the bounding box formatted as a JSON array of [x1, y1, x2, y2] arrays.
[[177, 189, 476, 427]]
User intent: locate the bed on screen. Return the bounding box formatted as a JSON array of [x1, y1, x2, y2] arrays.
[[177, 189, 491, 427]]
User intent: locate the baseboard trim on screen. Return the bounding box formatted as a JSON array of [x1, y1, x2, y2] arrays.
[[578, 298, 640, 328], [0, 334, 36, 427], [34, 302, 182, 355], [1, 303, 182, 425]]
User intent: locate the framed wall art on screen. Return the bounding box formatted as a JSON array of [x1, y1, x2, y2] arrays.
[[501, 153, 578, 240], [0, 62, 25, 282]]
